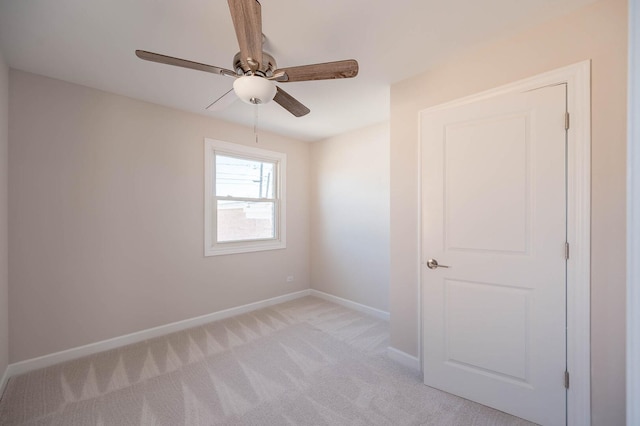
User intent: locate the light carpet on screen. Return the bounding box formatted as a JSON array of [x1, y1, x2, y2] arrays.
[[0, 296, 535, 425]]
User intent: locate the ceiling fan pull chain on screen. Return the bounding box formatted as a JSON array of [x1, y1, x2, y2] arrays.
[[254, 104, 259, 144]]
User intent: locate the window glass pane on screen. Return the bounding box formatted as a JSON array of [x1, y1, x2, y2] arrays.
[[216, 154, 275, 199], [217, 200, 275, 242]]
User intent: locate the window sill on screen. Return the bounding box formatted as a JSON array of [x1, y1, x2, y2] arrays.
[[205, 240, 286, 256]]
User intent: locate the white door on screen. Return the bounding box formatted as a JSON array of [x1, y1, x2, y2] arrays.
[[421, 84, 567, 426]]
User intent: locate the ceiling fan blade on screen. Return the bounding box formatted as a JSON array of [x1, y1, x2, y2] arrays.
[[206, 88, 238, 111], [274, 60, 359, 82], [135, 50, 236, 77], [227, 0, 263, 71], [273, 87, 310, 117]]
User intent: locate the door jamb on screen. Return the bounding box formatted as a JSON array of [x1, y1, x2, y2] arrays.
[[627, 1, 640, 424], [418, 60, 591, 426]]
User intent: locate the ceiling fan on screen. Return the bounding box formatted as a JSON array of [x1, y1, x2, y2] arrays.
[[135, 0, 359, 117]]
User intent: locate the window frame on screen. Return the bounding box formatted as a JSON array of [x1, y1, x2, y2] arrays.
[[204, 138, 286, 256]]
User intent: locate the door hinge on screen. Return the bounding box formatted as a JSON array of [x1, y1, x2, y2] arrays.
[[564, 371, 570, 389], [565, 112, 570, 130], [565, 242, 570, 260]]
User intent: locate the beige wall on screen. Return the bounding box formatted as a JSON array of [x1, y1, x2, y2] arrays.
[[389, 0, 627, 424], [0, 51, 8, 378], [8, 70, 310, 362], [310, 122, 390, 312]]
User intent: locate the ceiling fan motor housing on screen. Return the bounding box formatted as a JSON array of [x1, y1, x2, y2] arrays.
[[233, 51, 276, 77]]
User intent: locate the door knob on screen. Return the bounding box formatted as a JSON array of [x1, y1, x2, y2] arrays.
[[426, 259, 450, 269]]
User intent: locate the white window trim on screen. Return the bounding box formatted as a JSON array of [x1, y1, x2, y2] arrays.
[[204, 138, 286, 256]]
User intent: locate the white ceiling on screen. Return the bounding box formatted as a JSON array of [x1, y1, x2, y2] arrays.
[[0, 0, 597, 142]]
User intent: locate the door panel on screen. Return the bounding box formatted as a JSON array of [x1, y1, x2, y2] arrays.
[[445, 279, 531, 382], [421, 85, 567, 426], [445, 114, 529, 253]]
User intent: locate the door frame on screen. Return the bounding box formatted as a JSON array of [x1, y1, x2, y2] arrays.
[[418, 60, 591, 426], [628, 1, 640, 424]]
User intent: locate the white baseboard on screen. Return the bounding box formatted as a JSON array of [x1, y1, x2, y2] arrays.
[[5, 289, 389, 381], [387, 346, 421, 371], [309, 289, 390, 321], [6, 289, 312, 378]]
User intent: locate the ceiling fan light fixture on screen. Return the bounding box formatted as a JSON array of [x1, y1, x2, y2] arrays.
[[233, 75, 276, 105]]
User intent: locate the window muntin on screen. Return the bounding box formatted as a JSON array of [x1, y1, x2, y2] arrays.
[[204, 139, 286, 256]]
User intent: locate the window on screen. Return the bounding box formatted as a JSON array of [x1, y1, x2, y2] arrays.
[[204, 138, 286, 256]]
